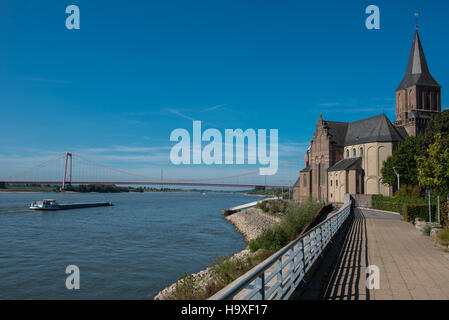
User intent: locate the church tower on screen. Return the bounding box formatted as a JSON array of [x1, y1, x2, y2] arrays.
[[394, 24, 442, 136]]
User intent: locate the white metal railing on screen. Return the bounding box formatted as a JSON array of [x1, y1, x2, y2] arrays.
[[209, 202, 353, 300]]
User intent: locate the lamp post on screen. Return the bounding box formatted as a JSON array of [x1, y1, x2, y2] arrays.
[[392, 167, 401, 191]]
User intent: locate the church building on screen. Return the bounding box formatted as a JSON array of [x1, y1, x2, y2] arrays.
[[293, 27, 442, 203]]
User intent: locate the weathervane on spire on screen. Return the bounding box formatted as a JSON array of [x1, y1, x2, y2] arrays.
[[415, 13, 419, 30]]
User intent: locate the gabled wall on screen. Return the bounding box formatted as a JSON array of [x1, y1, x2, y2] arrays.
[[342, 142, 393, 197]]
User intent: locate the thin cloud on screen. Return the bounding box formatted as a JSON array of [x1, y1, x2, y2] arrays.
[[201, 104, 228, 112], [165, 108, 196, 121]]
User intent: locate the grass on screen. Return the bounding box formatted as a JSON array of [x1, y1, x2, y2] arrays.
[[172, 249, 274, 300], [436, 229, 449, 246], [210, 249, 274, 290], [170, 199, 322, 300], [249, 199, 321, 252], [173, 273, 203, 300]]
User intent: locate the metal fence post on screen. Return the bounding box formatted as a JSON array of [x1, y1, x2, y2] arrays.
[[261, 272, 265, 300]]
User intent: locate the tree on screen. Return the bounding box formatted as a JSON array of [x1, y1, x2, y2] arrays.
[[382, 110, 449, 191], [416, 133, 449, 192], [416, 133, 449, 223], [381, 136, 422, 189], [422, 110, 449, 152]]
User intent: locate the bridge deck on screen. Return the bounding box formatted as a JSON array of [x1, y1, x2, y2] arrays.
[[302, 208, 449, 300]]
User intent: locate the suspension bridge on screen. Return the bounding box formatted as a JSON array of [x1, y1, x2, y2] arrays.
[[1, 152, 297, 190]]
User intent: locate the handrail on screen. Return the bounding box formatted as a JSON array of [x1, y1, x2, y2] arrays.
[[209, 202, 353, 300]]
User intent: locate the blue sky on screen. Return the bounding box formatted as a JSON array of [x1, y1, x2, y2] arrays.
[[1, 0, 448, 185]]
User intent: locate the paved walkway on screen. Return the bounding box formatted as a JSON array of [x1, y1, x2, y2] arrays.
[[302, 208, 449, 300]]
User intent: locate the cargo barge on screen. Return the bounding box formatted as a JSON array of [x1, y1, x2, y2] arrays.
[[30, 199, 113, 210]]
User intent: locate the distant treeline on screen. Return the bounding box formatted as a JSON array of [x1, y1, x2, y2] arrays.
[[247, 188, 291, 199], [64, 184, 144, 193], [0, 182, 281, 194]]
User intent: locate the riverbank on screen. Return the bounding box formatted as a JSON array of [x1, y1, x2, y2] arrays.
[[0, 188, 256, 194], [225, 207, 282, 242], [153, 206, 281, 300], [153, 248, 254, 300]]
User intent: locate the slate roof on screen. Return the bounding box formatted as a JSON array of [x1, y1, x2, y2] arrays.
[[344, 114, 405, 146], [293, 177, 301, 187], [397, 30, 441, 90], [325, 121, 349, 146], [328, 157, 362, 172], [300, 165, 311, 173], [395, 125, 409, 140]]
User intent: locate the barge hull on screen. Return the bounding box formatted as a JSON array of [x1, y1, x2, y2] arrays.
[[32, 202, 113, 210]]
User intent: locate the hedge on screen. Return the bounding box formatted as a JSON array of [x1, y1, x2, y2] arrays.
[[372, 199, 404, 213], [403, 204, 437, 222], [372, 194, 426, 213]]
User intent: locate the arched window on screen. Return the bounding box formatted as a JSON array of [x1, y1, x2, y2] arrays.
[[432, 92, 437, 111], [423, 92, 429, 110], [360, 147, 364, 156], [336, 180, 338, 187], [346, 149, 349, 158], [330, 180, 333, 187], [353, 148, 356, 157]]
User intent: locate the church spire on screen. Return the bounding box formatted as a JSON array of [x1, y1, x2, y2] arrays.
[[396, 26, 440, 91], [394, 20, 442, 137]]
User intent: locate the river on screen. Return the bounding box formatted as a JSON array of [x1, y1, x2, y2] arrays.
[[0, 192, 261, 299]]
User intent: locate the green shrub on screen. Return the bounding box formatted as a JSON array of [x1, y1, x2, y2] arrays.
[[394, 185, 423, 199], [436, 229, 449, 246], [442, 201, 449, 228], [171, 249, 275, 300], [173, 273, 205, 300], [403, 204, 436, 222], [256, 200, 267, 212], [256, 200, 288, 215], [249, 200, 320, 252], [249, 228, 289, 252], [210, 254, 256, 288], [423, 226, 432, 236]]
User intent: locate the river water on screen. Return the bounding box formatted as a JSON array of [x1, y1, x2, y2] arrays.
[[0, 192, 261, 299]]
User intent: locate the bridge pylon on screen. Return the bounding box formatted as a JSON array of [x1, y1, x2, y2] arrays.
[[61, 152, 73, 190]]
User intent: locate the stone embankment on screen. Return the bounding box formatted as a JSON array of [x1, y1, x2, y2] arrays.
[[225, 207, 281, 242], [153, 206, 281, 300]]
